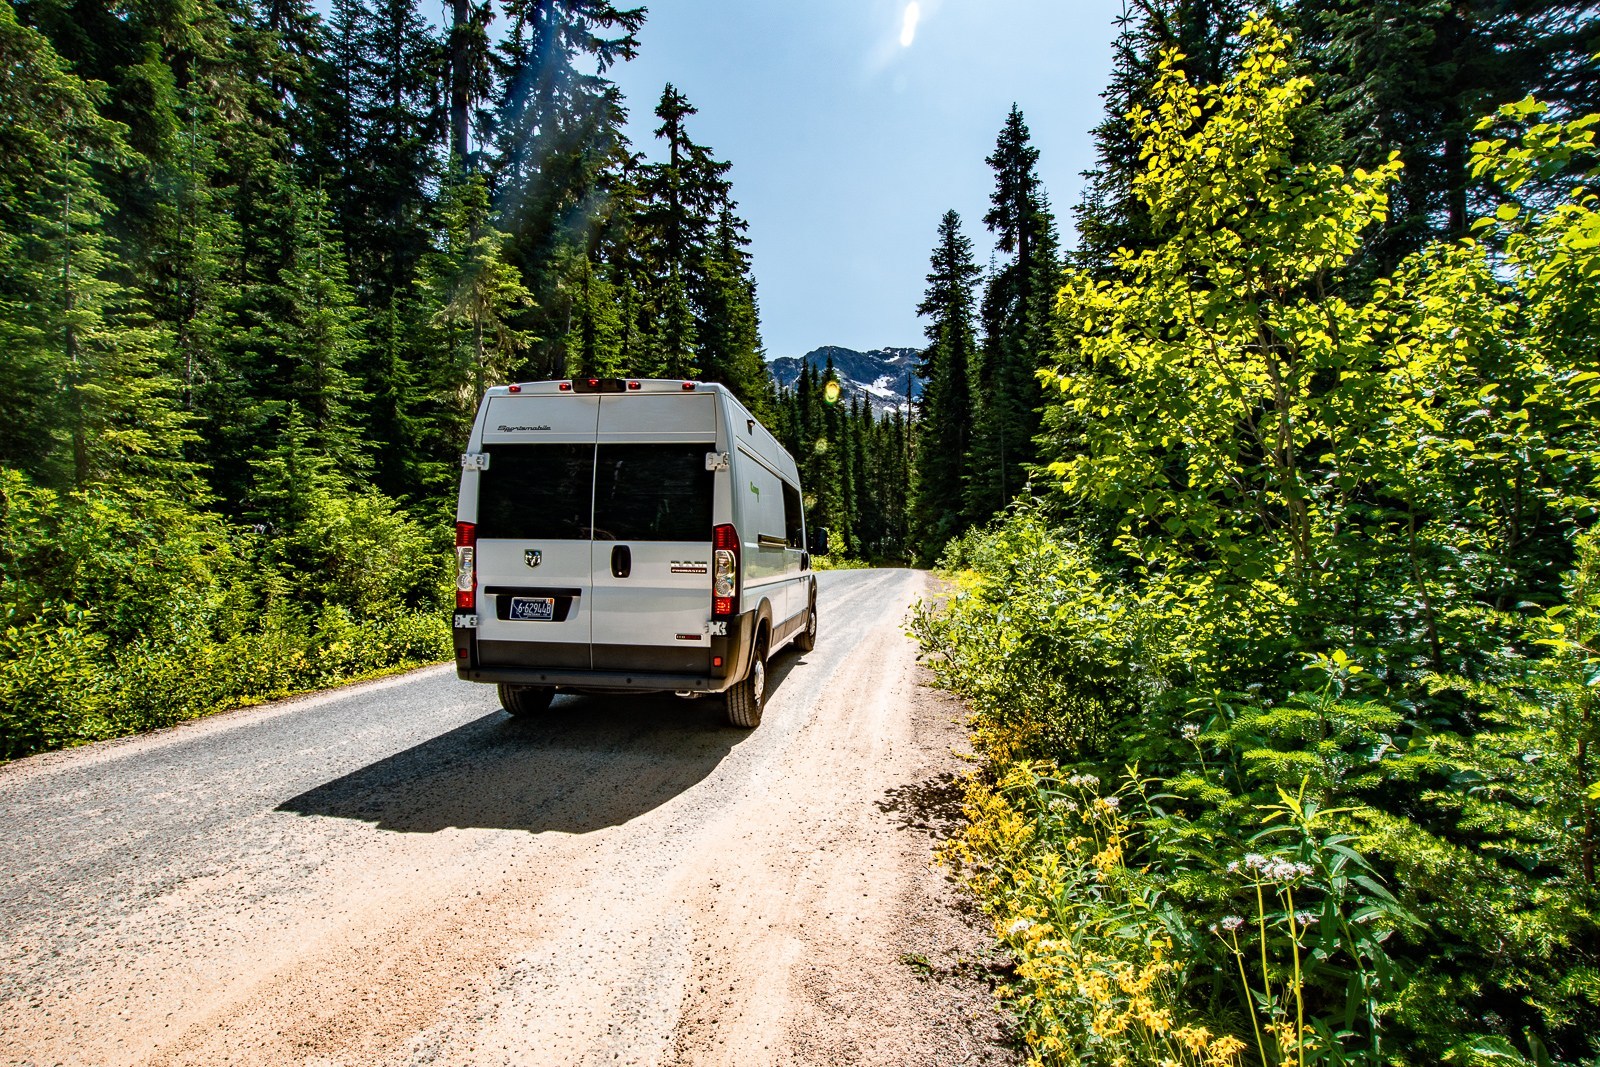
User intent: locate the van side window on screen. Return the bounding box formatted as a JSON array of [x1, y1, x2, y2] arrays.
[[593, 443, 714, 542], [782, 482, 805, 549], [478, 444, 595, 540]]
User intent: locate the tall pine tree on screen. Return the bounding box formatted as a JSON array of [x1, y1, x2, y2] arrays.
[[910, 209, 981, 561], [968, 106, 1060, 519]]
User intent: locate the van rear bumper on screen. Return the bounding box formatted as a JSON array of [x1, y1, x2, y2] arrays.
[[453, 610, 756, 693], [458, 665, 736, 693]]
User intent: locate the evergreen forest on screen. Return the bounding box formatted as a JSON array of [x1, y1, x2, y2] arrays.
[[7, 0, 1600, 1062]]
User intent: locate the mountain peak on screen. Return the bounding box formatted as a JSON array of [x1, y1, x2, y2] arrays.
[[768, 346, 922, 415]]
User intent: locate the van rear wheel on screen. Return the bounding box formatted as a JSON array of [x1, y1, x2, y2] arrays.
[[499, 683, 555, 717], [725, 637, 767, 729], [794, 597, 817, 653]]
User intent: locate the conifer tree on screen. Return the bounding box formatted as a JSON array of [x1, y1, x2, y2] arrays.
[[339, 0, 438, 301], [260, 183, 368, 471], [1073, 0, 1250, 274], [1297, 0, 1600, 267], [491, 0, 642, 378], [254, 0, 330, 159], [696, 207, 771, 417], [446, 0, 495, 167], [968, 107, 1060, 520], [653, 264, 697, 377], [419, 172, 534, 442], [911, 209, 981, 560], [0, 3, 193, 495], [639, 86, 728, 270], [849, 398, 877, 555], [636, 84, 724, 376], [557, 247, 623, 376], [795, 361, 844, 550], [362, 295, 425, 499], [1073, 1, 1600, 278]]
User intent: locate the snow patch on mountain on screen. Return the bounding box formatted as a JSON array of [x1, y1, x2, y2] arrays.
[[767, 346, 923, 416]]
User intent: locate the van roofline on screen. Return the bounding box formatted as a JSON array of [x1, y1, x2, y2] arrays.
[[483, 378, 730, 397]]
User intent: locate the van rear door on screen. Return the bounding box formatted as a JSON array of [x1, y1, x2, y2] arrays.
[[589, 393, 717, 673], [472, 394, 599, 669]]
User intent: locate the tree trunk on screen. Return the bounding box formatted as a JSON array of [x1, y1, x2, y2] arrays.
[[449, 0, 471, 166]]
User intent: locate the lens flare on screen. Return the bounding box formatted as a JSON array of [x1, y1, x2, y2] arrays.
[[899, 2, 921, 47], [824, 380, 842, 404]]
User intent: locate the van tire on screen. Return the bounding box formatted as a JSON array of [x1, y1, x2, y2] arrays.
[[499, 683, 555, 717], [793, 596, 817, 653], [725, 636, 767, 729]]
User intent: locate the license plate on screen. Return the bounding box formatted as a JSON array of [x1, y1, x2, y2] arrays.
[[509, 596, 555, 622]]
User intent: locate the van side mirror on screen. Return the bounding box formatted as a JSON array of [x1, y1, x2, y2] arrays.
[[809, 527, 830, 556]]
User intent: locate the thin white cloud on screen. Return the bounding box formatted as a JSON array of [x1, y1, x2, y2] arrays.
[[900, 2, 921, 47]]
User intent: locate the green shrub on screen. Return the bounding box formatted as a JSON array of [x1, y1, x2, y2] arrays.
[[919, 511, 1600, 1065], [0, 467, 451, 761]]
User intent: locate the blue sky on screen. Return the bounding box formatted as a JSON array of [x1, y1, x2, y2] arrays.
[[606, 1, 1127, 360]]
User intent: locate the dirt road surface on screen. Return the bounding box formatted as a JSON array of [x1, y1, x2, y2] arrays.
[[0, 569, 1016, 1067]]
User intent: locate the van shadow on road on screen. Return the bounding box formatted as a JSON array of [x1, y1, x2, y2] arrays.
[[278, 654, 801, 835]]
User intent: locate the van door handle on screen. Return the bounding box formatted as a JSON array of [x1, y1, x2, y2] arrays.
[[611, 544, 631, 578]]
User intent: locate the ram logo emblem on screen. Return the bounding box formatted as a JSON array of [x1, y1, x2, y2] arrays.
[[524, 549, 542, 568]]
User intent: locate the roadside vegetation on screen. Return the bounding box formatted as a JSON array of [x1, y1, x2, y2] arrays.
[[914, 16, 1600, 1067]]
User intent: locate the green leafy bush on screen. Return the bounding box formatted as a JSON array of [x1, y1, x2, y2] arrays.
[[921, 523, 1600, 1063], [0, 467, 451, 761], [918, 22, 1600, 1065]]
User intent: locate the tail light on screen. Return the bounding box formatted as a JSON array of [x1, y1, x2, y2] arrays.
[[455, 522, 477, 610], [712, 523, 739, 617]]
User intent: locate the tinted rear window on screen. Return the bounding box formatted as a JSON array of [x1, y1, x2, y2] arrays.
[[478, 444, 595, 540], [782, 482, 805, 548], [592, 443, 713, 542]]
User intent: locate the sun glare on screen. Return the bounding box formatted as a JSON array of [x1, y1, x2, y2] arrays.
[[899, 2, 921, 47]]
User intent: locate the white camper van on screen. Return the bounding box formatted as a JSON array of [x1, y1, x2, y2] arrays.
[[451, 377, 823, 728]]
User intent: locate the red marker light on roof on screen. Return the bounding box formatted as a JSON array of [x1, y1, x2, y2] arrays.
[[558, 381, 572, 391], [682, 381, 696, 391], [627, 380, 641, 390], [588, 378, 600, 388], [508, 384, 521, 393]]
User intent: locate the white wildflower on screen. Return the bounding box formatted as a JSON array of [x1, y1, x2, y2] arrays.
[[1221, 915, 1246, 932], [1180, 722, 1201, 740], [1006, 918, 1034, 937], [1251, 858, 1316, 882]]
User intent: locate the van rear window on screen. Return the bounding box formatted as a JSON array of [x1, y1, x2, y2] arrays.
[[478, 444, 595, 540], [592, 444, 713, 542]]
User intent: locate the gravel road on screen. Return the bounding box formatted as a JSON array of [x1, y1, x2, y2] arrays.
[[0, 568, 1016, 1067]]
